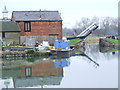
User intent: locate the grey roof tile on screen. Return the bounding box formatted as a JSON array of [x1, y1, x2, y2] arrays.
[[0, 21, 20, 32], [12, 11, 62, 21]]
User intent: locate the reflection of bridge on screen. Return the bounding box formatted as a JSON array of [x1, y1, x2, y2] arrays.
[[75, 52, 99, 68], [82, 53, 99, 67]]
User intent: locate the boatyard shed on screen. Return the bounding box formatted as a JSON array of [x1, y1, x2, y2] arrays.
[[11, 10, 62, 45], [0, 21, 20, 45]]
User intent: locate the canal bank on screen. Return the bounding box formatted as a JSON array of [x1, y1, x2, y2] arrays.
[[99, 38, 120, 47], [0, 39, 85, 58], [1, 37, 119, 58], [84, 37, 100, 45], [0, 49, 51, 58]]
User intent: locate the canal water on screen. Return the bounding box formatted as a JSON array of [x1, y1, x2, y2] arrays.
[[0, 45, 118, 88]]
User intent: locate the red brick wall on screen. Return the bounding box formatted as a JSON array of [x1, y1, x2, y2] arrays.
[[20, 61, 63, 77], [17, 21, 62, 40]]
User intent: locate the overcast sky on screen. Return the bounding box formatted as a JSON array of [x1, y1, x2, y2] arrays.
[[0, 0, 119, 28]]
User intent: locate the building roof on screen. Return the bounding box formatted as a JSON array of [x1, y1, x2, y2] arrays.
[[0, 21, 20, 32], [12, 11, 62, 21], [15, 76, 63, 87]]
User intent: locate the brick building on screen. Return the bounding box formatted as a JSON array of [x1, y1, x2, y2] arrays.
[[11, 10, 62, 45]]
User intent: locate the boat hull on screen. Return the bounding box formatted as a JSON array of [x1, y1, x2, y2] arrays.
[[50, 48, 75, 58]]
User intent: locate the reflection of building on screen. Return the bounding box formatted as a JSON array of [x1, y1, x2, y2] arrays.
[[20, 61, 63, 77], [53, 58, 70, 68], [2, 59, 63, 88], [15, 76, 62, 87], [0, 77, 14, 88]]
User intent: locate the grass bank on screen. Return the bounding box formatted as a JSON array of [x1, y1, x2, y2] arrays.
[[70, 39, 82, 45], [69, 36, 101, 45]]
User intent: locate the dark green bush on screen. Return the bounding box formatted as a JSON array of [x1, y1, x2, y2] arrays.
[[26, 49, 35, 54]]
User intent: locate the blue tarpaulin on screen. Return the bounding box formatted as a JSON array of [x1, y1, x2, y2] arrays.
[[54, 40, 70, 49]]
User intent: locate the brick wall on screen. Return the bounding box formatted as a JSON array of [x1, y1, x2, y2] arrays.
[[18, 21, 62, 40]]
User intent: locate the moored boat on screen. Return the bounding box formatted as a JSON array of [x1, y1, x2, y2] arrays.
[[50, 47, 75, 58]]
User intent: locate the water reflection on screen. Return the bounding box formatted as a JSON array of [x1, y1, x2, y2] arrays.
[[2, 57, 63, 88], [75, 52, 99, 68], [1, 45, 118, 88], [53, 58, 70, 68], [99, 45, 119, 55], [75, 46, 99, 68], [1, 51, 100, 88]]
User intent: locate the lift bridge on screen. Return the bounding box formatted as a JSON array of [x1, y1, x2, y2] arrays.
[[67, 23, 99, 40]]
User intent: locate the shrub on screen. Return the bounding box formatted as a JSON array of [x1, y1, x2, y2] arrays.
[[26, 49, 35, 54]]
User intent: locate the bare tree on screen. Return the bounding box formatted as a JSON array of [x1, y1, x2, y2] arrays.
[[62, 17, 118, 37]]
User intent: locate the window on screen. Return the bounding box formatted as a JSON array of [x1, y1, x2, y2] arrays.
[[25, 67, 32, 77], [24, 22, 31, 32], [2, 32, 5, 38]]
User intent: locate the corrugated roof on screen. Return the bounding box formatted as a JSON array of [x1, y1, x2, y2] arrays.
[[12, 11, 62, 21], [0, 21, 20, 32]]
